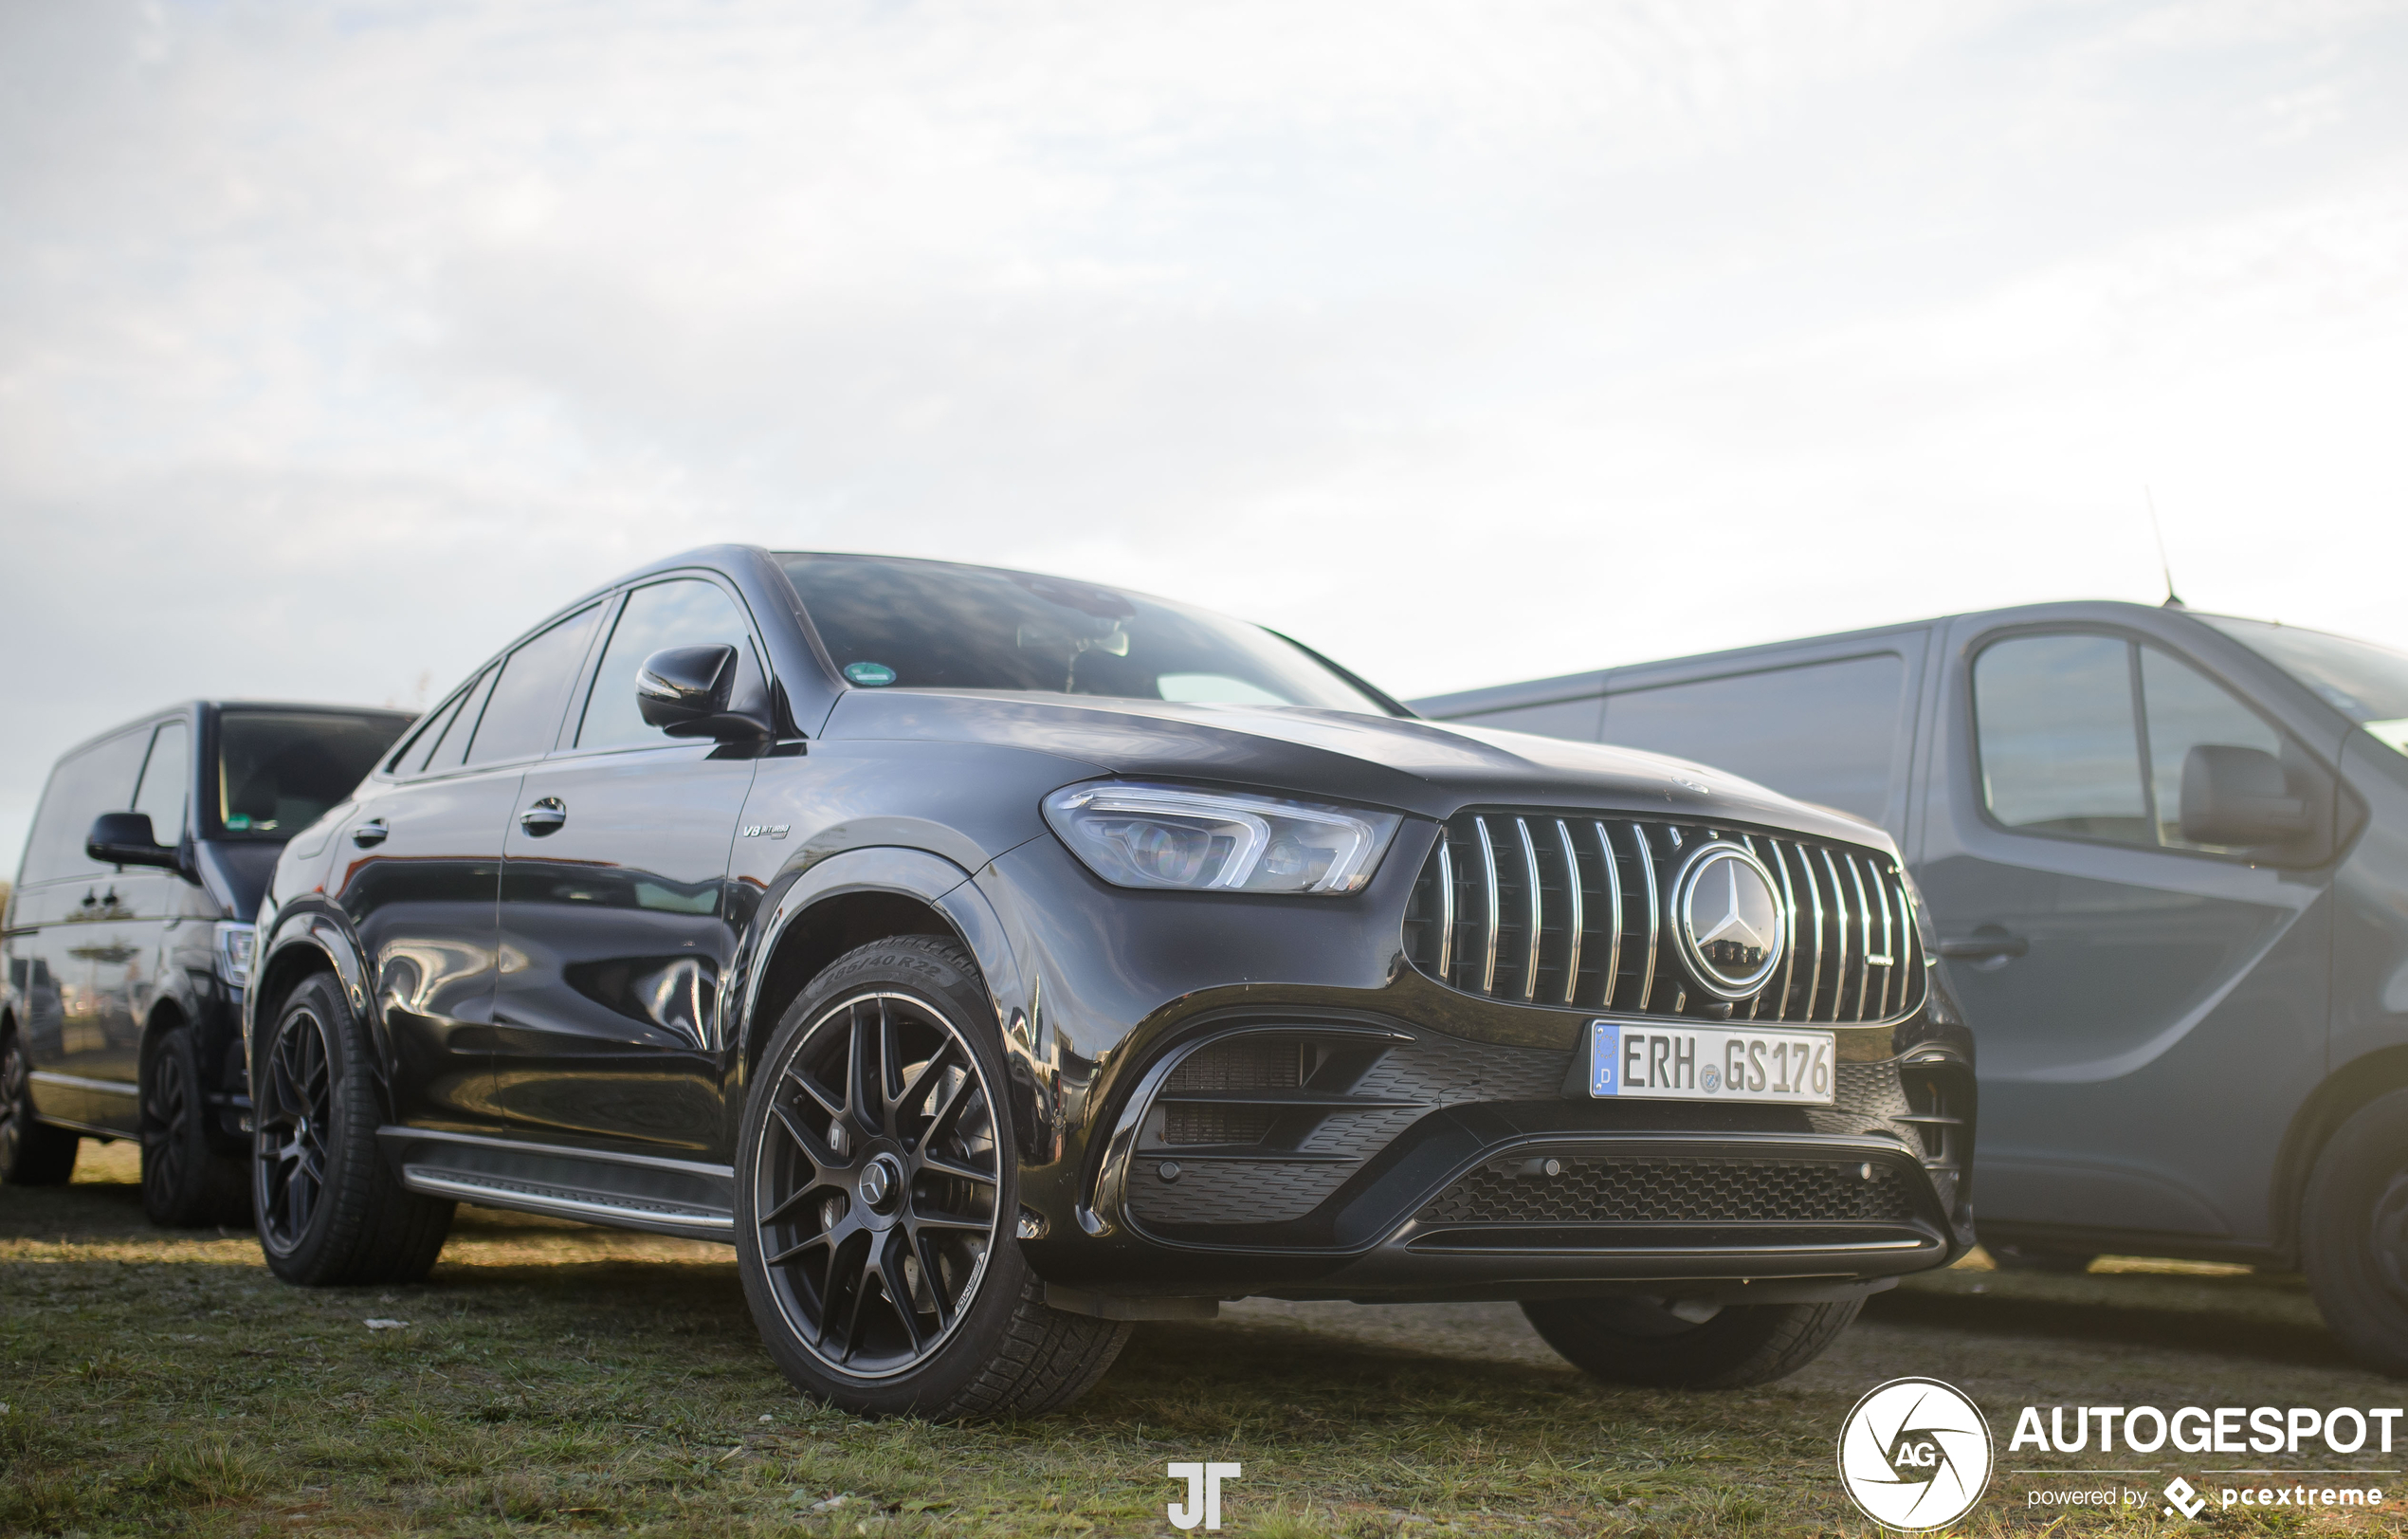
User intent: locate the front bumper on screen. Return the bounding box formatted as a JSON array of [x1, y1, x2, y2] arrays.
[[993, 823, 1977, 1305], [1026, 999, 1975, 1303]]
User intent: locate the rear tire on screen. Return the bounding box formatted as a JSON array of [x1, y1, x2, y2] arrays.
[[142, 1025, 251, 1227], [736, 936, 1130, 1419], [1521, 1294, 1864, 1388], [2304, 1090, 2408, 1377], [0, 1025, 80, 1185], [253, 973, 453, 1286]]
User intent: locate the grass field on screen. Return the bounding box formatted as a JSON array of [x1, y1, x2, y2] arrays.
[[5, 1141, 2405, 1536]]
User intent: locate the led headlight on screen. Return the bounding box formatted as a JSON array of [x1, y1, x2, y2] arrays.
[[1044, 781, 1400, 895], [213, 921, 257, 989]]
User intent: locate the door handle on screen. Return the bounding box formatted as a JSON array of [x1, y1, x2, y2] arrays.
[[519, 797, 568, 836], [351, 819, 389, 848], [1939, 929, 2028, 962]]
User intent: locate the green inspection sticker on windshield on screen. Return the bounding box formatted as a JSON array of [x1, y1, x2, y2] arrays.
[[843, 661, 897, 687], [2366, 719, 2408, 757]]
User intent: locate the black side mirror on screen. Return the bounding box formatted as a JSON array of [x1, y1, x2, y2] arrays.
[[636, 645, 768, 741], [2180, 744, 2312, 848], [87, 812, 181, 870]]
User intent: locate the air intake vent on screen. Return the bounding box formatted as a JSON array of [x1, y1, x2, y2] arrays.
[[1402, 813, 1925, 1023], [1415, 1156, 1918, 1227]]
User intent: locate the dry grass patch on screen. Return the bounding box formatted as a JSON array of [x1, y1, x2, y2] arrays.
[[4, 1141, 2402, 1535]]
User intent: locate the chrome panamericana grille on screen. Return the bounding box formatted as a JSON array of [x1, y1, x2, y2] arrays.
[[1401, 813, 1925, 1023]]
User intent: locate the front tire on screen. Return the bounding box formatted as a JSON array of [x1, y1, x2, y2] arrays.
[[2305, 1090, 2408, 1376], [142, 1025, 250, 1227], [736, 936, 1130, 1419], [1521, 1294, 1864, 1388], [253, 973, 454, 1286], [0, 1025, 80, 1185]]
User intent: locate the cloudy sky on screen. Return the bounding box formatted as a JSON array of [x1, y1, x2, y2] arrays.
[[5, 0, 2408, 865]]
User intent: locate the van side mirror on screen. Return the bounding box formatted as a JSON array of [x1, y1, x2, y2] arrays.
[[86, 812, 181, 870], [2180, 745, 2312, 848], [635, 645, 768, 742]]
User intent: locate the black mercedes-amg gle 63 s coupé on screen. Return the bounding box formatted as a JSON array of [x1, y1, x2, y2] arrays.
[[245, 546, 1976, 1417]]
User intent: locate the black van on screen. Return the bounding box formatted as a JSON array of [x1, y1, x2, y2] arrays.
[[1, 702, 413, 1221], [1413, 600, 2408, 1371]]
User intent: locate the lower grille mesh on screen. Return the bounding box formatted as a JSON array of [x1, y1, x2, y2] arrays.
[[1415, 1158, 1916, 1226]]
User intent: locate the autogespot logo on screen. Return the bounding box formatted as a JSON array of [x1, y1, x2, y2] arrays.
[[1838, 1377, 1996, 1531]]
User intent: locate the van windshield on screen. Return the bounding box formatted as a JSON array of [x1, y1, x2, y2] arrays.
[[776, 554, 1392, 713], [2202, 616, 2408, 753], [216, 709, 413, 837]]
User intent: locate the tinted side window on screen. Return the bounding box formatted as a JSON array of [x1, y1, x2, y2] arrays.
[[420, 671, 494, 775], [1600, 653, 1907, 825], [1974, 634, 2149, 845], [2140, 647, 2285, 852], [465, 606, 603, 765], [19, 729, 151, 885], [133, 721, 192, 843], [577, 579, 757, 751]]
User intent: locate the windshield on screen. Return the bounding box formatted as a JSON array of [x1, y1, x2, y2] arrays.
[[2202, 615, 2408, 755], [776, 554, 1392, 713], [216, 709, 414, 837]]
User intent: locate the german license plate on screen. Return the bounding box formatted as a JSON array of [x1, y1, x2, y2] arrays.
[[1588, 1020, 1834, 1105]]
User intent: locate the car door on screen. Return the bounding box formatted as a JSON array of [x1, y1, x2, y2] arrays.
[[100, 717, 196, 1097], [1917, 623, 2333, 1248], [334, 603, 603, 1136], [31, 727, 154, 1130], [490, 576, 763, 1157]]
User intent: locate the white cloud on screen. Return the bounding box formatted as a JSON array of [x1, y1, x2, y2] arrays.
[[4, 0, 2408, 863]]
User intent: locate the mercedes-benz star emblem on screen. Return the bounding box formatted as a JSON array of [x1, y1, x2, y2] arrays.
[[1672, 844, 1786, 999]]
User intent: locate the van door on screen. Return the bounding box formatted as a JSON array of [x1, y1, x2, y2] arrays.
[[1919, 623, 2332, 1250], [16, 727, 152, 1130]]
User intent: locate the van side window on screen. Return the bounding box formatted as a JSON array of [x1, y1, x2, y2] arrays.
[[2140, 647, 2284, 852], [465, 605, 603, 765], [575, 579, 757, 751], [19, 730, 152, 885], [133, 721, 192, 843], [1974, 634, 2151, 845]]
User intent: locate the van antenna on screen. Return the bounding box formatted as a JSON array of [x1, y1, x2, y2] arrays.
[[2146, 486, 2184, 608]]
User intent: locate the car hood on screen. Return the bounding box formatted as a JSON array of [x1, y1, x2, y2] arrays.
[[823, 690, 1895, 852]]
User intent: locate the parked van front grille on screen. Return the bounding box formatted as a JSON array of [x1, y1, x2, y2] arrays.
[[1401, 813, 1925, 1023]]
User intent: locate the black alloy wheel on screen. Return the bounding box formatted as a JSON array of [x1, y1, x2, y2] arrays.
[[255, 1002, 334, 1254], [252, 972, 454, 1286], [0, 1027, 81, 1185], [141, 1026, 250, 1226], [737, 936, 1131, 1419], [755, 987, 1002, 1376]]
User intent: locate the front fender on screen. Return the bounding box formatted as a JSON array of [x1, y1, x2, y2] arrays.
[[728, 843, 1044, 1156], [248, 900, 374, 1084]]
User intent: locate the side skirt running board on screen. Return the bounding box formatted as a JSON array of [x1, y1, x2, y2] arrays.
[[377, 1126, 736, 1242]]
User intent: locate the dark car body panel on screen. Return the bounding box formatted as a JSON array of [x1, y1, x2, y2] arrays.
[[247, 546, 1976, 1301]]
